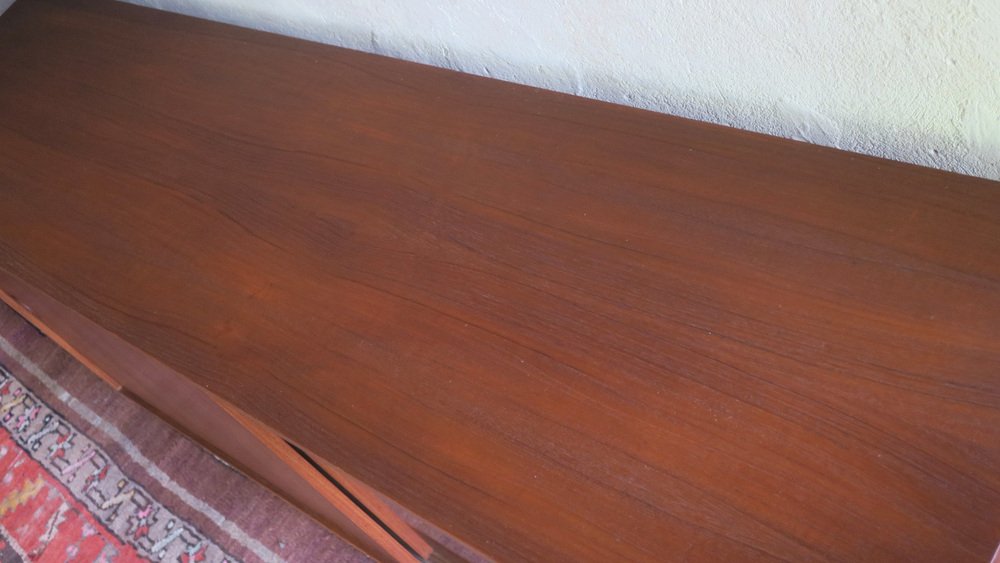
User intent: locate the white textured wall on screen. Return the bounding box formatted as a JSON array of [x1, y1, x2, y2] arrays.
[[4, 1, 999, 180]]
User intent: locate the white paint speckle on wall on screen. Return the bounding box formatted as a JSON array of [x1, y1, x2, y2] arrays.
[[3, 0, 998, 180]]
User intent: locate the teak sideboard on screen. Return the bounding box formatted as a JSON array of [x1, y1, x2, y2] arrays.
[[1, 1, 999, 561]]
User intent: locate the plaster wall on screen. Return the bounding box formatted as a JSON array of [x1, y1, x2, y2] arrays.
[[6, 0, 998, 179]]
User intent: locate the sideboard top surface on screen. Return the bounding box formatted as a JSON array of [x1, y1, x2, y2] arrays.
[[1, 1, 999, 560]]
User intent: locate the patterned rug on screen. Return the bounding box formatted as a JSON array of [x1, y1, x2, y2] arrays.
[[0, 302, 370, 562]]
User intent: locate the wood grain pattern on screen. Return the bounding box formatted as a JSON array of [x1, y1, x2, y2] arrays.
[[0, 268, 423, 561], [209, 395, 423, 563], [305, 450, 433, 560], [1, 0, 999, 560], [0, 274, 123, 391]]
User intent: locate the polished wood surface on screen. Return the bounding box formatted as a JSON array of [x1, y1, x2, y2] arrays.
[[0, 269, 424, 562], [1, 0, 999, 560], [307, 450, 433, 560], [0, 271, 124, 391], [210, 395, 425, 563]]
